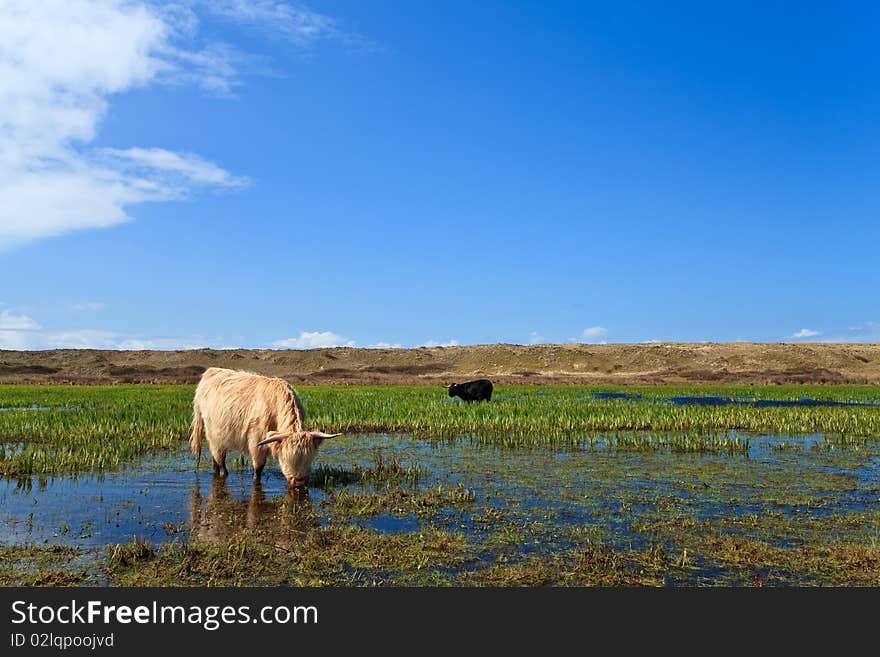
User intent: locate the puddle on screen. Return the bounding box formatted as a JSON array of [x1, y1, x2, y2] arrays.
[[590, 391, 880, 407], [590, 392, 633, 401], [354, 513, 420, 533]]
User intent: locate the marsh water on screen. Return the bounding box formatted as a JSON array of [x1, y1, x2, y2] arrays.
[[3, 432, 880, 585], [589, 391, 880, 407]]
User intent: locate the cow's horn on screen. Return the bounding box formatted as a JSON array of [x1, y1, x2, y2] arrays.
[[312, 432, 342, 440], [257, 435, 285, 447]]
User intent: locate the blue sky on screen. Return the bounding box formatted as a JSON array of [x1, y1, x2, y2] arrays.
[[1, 1, 878, 349]]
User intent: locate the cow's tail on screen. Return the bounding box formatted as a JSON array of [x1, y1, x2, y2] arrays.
[[190, 403, 203, 468]]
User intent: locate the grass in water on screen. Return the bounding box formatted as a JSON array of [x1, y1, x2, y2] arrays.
[[1, 383, 879, 477]]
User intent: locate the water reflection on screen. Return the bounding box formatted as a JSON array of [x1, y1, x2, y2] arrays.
[[188, 477, 317, 545]]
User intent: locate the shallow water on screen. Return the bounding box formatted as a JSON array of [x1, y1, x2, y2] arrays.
[[2, 432, 879, 583], [590, 391, 880, 407]]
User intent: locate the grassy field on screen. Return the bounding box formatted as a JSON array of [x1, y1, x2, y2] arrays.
[[2, 383, 880, 587], [1, 383, 879, 477]]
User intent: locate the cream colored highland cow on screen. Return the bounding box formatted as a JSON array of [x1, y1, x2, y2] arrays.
[[190, 367, 341, 487]]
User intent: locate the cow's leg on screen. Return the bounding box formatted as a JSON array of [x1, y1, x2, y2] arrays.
[[212, 457, 227, 478], [251, 445, 268, 483], [210, 446, 228, 478]]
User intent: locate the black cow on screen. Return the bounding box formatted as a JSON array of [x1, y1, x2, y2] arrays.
[[446, 379, 493, 402]]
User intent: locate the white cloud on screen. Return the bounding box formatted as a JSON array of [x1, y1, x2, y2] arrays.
[[420, 339, 459, 348], [367, 342, 403, 349], [784, 323, 880, 343], [0, 324, 232, 350], [0, 310, 41, 330], [67, 302, 107, 312], [114, 336, 231, 350], [159, 41, 244, 96], [198, 1, 335, 40], [100, 148, 249, 187], [821, 322, 880, 343], [0, 307, 234, 349], [40, 330, 124, 350], [528, 331, 545, 345], [580, 326, 608, 343], [272, 331, 356, 349]]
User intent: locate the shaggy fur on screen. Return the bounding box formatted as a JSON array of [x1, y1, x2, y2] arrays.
[[190, 367, 337, 486]]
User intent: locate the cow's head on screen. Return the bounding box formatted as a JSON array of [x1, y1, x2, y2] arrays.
[[256, 430, 341, 487], [445, 383, 459, 398]]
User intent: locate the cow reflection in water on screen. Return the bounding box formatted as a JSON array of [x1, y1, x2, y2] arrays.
[[189, 477, 318, 545]]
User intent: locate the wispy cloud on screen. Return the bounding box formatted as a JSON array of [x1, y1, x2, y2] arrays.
[[0, 316, 230, 350], [420, 339, 459, 348], [100, 148, 250, 188], [272, 330, 356, 349], [785, 323, 880, 343], [0, 328, 115, 350], [112, 335, 233, 350], [579, 326, 608, 343], [2, 309, 446, 350], [66, 302, 107, 312], [0, 310, 41, 331], [820, 322, 880, 343], [528, 331, 545, 345], [194, 0, 376, 51]]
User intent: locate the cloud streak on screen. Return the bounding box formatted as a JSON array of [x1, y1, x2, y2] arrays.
[[193, 0, 376, 51], [1, 308, 447, 351], [66, 302, 108, 312], [812, 322, 880, 343], [100, 148, 250, 188], [0, 310, 41, 331], [419, 339, 459, 348], [0, 307, 233, 349], [528, 331, 546, 345]]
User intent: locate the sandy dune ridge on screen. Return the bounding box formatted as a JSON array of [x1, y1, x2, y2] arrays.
[[2, 343, 879, 385]]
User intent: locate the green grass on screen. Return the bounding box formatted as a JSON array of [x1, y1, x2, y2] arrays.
[[303, 384, 880, 447], [0, 383, 879, 477], [14, 497, 880, 586], [106, 524, 472, 587], [0, 385, 189, 477], [0, 544, 89, 586], [310, 451, 425, 489]]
